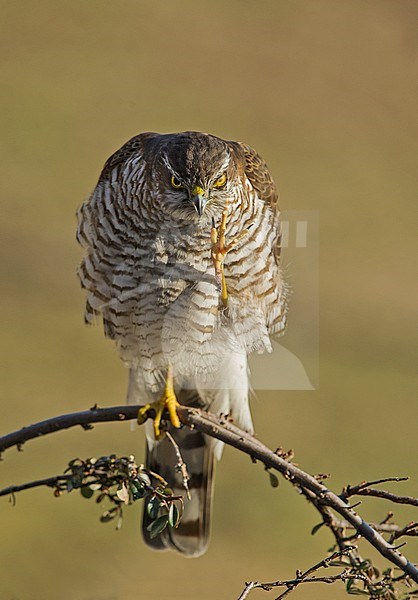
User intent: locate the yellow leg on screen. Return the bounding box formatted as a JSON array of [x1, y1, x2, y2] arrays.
[[137, 364, 181, 439], [211, 208, 251, 308]]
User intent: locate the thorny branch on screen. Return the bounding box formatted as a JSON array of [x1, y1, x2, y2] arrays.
[[0, 403, 417, 597]]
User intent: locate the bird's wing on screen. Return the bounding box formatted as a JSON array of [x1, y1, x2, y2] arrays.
[[98, 131, 158, 181], [230, 142, 282, 263], [227, 141, 288, 337], [77, 132, 159, 336]]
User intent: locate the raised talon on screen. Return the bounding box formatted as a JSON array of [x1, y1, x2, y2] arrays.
[[211, 207, 251, 307], [137, 364, 181, 439]]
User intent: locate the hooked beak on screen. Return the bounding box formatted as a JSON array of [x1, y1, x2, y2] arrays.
[[190, 185, 207, 216]]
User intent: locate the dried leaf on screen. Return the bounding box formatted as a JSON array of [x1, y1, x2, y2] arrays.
[[89, 483, 102, 491], [100, 508, 117, 523], [116, 483, 129, 504]]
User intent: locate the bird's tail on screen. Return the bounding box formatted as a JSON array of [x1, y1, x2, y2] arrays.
[[142, 424, 215, 557]]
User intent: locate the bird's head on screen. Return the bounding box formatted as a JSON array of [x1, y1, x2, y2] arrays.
[[154, 132, 241, 221]]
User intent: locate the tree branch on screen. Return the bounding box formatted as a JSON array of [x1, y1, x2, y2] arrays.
[[1, 404, 417, 584], [0, 404, 138, 454], [0, 474, 71, 501]]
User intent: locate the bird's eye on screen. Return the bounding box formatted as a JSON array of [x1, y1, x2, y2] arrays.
[[171, 176, 183, 189], [214, 173, 227, 188]]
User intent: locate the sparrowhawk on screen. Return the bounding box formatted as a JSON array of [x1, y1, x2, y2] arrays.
[[77, 131, 288, 556]]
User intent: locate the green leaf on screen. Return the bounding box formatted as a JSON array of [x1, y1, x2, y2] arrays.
[[129, 481, 145, 500], [268, 472, 279, 488], [311, 522, 324, 536], [147, 514, 169, 539], [168, 503, 180, 528], [80, 486, 94, 499], [147, 496, 161, 519]]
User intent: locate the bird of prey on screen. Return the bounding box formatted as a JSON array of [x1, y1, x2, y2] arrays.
[[77, 131, 288, 557]]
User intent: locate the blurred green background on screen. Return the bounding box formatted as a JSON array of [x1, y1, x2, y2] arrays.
[[1, 1, 416, 599]]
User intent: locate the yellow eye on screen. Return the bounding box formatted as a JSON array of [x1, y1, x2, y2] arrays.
[[214, 173, 227, 188], [171, 175, 183, 189]]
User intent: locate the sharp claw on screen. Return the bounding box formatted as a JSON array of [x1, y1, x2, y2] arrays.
[[137, 365, 181, 439], [137, 404, 152, 425], [153, 403, 164, 440]]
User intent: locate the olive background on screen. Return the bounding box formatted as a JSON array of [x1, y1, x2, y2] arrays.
[[1, 1, 417, 599]]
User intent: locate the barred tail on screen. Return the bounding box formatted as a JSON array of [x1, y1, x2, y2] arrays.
[[142, 426, 215, 557]]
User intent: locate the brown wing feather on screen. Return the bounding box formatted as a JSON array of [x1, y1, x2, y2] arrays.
[[98, 132, 158, 181], [236, 143, 279, 209], [230, 142, 282, 263]]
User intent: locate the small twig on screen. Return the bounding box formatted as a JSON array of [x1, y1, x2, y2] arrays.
[[354, 488, 418, 506], [343, 478, 409, 495], [165, 431, 191, 500], [238, 574, 359, 600], [380, 511, 394, 525], [389, 522, 418, 544], [237, 581, 258, 600], [236, 547, 369, 599], [341, 478, 418, 506]]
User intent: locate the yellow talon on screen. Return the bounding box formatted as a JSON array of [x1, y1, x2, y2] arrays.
[[137, 364, 181, 439]]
